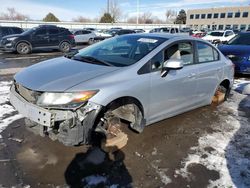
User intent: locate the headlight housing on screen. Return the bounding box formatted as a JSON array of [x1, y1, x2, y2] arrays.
[[6, 37, 18, 41], [37, 90, 99, 109]]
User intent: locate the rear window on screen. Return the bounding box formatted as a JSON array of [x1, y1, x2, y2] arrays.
[[197, 42, 219, 63]]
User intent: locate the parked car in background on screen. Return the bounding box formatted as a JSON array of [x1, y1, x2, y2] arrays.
[[0, 26, 23, 40], [10, 34, 234, 148], [134, 29, 145, 33], [192, 31, 206, 38], [94, 29, 112, 41], [85, 28, 96, 31], [73, 29, 96, 44], [202, 30, 235, 44], [149, 27, 180, 34], [108, 29, 136, 36], [218, 32, 250, 74], [0, 25, 75, 54]]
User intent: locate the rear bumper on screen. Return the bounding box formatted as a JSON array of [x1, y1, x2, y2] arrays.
[[9, 85, 102, 146]]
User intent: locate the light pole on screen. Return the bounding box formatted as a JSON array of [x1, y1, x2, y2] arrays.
[[107, 0, 110, 13], [136, 0, 140, 25]]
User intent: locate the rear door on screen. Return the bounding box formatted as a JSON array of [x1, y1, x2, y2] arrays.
[[194, 41, 224, 104], [31, 28, 49, 47], [148, 40, 199, 123], [48, 27, 60, 46]]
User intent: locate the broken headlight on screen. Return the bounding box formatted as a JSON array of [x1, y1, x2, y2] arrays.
[[36, 90, 99, 109]]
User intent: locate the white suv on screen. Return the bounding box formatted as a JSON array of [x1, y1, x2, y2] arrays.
[[202, 30, 235, 44]]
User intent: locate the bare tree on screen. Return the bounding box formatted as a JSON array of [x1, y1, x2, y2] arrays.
[[127, 12, 159, 24], [0, 8, 29, 20], [165, 9, 177, 23], [109, 0, 122, 22], [140, 12, 153, 24], [72, 16, 91, 23]]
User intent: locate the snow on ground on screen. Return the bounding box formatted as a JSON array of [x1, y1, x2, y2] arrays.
[[0, 81, 23, 138], [175, 78, 250, 188]]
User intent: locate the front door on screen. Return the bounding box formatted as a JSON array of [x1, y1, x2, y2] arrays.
[[148, 41, 199, 123], [32, 28, 49, 47]]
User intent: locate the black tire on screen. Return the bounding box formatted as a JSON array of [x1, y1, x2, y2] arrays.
[[16, 42, 31, 54], [88, 38, 94, 45], [59, 41, 71, 53]]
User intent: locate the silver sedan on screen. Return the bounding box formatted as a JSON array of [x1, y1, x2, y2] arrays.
[[10, 33, 234, 148]]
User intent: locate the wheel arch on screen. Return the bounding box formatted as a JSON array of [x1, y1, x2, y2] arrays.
[[15, 40, 32, 50], [104, 96, 145, 116]]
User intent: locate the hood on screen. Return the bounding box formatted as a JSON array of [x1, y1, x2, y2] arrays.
[[2, 34, 22, 39], [14, 57, 120, 92], [218, 44, 250, 57]]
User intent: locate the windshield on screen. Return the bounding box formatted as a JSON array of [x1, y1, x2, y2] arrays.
[[209, 32, 224, 36], [21, 28, 36, 35], [74, 35, 166, 67], [228, 33, 250, 45]]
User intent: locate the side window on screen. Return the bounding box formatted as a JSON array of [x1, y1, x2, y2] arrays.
[[151, 51, 164, 71], [48, 28, 59, 35], [197, 42, 218, 63], [35, 29, 47, 35], [213, 49, 219, 61], [74, 31, 81, 35], [170, 28, 175, 33], [165, 42, 194, 65], [82, 30, 89, 34], [151, 41, 194, 71]]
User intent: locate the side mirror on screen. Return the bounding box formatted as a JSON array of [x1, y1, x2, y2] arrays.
[[161, 59, 184, 77]]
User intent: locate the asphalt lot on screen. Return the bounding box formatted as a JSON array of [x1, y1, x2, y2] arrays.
[[0, 49, 250, 188]]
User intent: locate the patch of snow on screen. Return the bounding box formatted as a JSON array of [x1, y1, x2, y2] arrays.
[[82, 175, 107, 186], [151, 160, 172, 185], [233, 78, 250, 94], [242, 84, 250, 95], [175, 90, 250, 188], [0, 81, 23, 138]]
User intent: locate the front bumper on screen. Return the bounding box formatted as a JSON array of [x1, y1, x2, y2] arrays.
[[9, 85, 102, 146], [0, 40, 16, 51]]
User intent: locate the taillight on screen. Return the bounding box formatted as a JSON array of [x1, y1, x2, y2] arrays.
[[69, 35, 74, 39]]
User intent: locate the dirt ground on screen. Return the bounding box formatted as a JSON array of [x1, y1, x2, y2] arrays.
[[0, 51, 250, 188]]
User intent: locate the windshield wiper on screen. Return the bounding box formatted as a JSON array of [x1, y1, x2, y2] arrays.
[[72, 55, 112, 66]]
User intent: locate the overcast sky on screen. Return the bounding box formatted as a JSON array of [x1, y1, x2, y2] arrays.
[[1, 0, 249, 21]]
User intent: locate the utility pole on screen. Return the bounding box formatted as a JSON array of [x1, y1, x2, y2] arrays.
[[107, 0, 110, 13], [136, 0, 139, 24]]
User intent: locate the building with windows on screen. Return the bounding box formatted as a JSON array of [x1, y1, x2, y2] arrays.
[[187, 6, 250, 31]]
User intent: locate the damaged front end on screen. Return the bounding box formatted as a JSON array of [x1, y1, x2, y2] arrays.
[[9, 82, 102, 146]]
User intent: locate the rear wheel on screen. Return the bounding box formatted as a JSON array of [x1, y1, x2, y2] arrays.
[[16, 42, 31, 54], [88, 38, 94, 45], [59, 41, 71, 53]]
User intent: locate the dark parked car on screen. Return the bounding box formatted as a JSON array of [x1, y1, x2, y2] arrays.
[[0, 26, 23, 40], [109, 29, 136, 36], [134, 29, 145, 33], [0, 25, 75, 54], [218, 32, 250, 74], [149, 27, 179, 34]]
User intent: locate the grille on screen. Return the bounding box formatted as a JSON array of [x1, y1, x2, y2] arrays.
[[14, 82, 42, 103]]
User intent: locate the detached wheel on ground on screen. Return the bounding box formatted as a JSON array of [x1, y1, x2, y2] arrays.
[[16, 42, 31, 54], [59, 41, 71, 53]]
